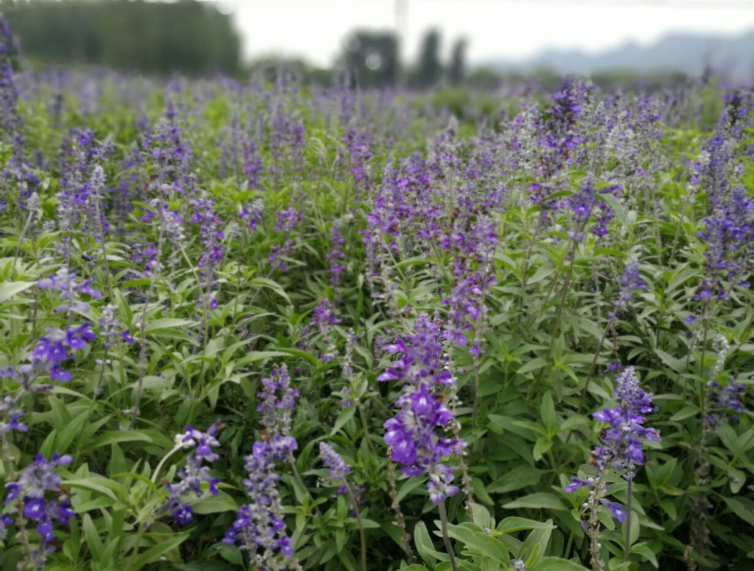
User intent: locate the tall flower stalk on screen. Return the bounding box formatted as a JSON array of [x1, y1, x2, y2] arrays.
[[566, 367, 658, 570], [379, 314, 466, 570]]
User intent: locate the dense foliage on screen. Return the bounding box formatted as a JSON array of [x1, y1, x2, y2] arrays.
[[5, 0, 240, 75], [1, 19, 754, 571]]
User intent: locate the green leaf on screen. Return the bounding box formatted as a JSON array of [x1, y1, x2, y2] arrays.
[[540, 392, 556, 431], [533, 557, 589, 571], [631, 543, 659, 568], [655, 350, 684, 374], [503, 493, 567, 511], [471, 477, 494, 506], [560, 415, 589, 431], [132, 533, 189, 569], [177, 563, 234, 571], [235, 351, 291, 367], [396, 477, 427, 503], [186, 491, 239, 514], [533, 437, 552, 462], [82, 514, 104, 561], [469, 503, 492, 530], [489, 466, 545, 495], [90, 430, 153, 449], [250, 277, 291, 303], [0, 281, 34, 303], [724, 497, 754, 527], [415, 521, 447, 567], [331, 407, 356, 435], [497, 517, 556, 534], [517, 358, 548, 375], [64, 478, 128, 502], [453, 528, 509, 564], [669, 406, 699, 421], [145, 318, 196, 332]]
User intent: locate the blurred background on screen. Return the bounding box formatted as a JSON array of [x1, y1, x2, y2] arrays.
[[3, 0, 754, 90]]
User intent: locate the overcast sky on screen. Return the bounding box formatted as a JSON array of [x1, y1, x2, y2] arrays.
[[214, 0, 754, 66]]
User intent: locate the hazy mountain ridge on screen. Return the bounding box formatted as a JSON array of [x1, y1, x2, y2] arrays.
[[491, 30, 754, 77]]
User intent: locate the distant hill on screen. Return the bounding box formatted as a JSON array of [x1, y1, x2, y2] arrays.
[[490, 30, 754, 78]]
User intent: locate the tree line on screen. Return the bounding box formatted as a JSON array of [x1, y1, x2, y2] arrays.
[[4, 0, 241, 75]]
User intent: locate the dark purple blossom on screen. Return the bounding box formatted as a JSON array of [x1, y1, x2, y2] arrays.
[[256, 365, 299, 437], [165, 423, 222, 525], [37, 268, 101, 313], [269, 207, 303, 270], [705, 376, 746, 429], [327, 221, 346, 286], [609, 258, 646, 320], [2, 453, 74, 568], [380, 315, 465, 504]]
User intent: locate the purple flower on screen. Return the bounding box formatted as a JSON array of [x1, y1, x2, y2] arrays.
[[381, 315, 465, 504], [705, 376, 746, 429], [2, 453, 74, 568], [601, 499, 627, 523], [256, 365, 299, 437], [224, 435, 298, 566], [269, 207, 303, 270], [610, 258, 645, 319], [0, 396, 27, 435], [239, 198, 264, 231], [327, 221, 346, 286], [319, 442, 351, 483], [565, 366, 658, 528], [166, 422, 222, 525], [38, 268, 101, 313], [377, 314, 451, 386], [98, 304, 134, 349], [311, 299, 341, 363]]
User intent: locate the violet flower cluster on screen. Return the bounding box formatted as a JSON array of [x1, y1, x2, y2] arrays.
[[565, 177, 620, 241], [256, 365, 299, 437], [705, 377, 746, 429], [1, 269, 100, 387], [239, 197, 264, 231], [98, 304, 134, 349], [565, 367, 658, 570], [225, 364, 298, 569], [380, 314, 465, 504], [327, 221, 346, 286], [696, 185, 754, 301], [270, 207, 303, 271], [608, 258, 645, 320], [567, 366, 658, 494], [191, 195, 225, 310], [165, 423, 222, 525], [2, 453, 75, 568], [311, 299, 341, 364], [319, 442, 351, 495]]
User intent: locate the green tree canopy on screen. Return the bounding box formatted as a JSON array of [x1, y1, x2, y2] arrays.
[[5, 0, 240, 75]]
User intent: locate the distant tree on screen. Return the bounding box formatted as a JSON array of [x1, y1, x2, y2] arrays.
[[414, 29, 442, 89], [448, 38, 467, 85], [340, 31, 398, 89], [5, 0, 241, 75]]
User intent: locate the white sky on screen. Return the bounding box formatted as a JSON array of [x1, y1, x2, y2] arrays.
[[213, 0, 754, 67]]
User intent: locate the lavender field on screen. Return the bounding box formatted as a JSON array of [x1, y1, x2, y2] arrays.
[[1, 16, 754, 571]]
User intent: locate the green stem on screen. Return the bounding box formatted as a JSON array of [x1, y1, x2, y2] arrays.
[[128, 521, 146, 570], [345, 481, 368, 571], [578, 325, 610, 414], [73, 345, 109, 456], [438, 500, 458, 571], [151, 445, 183, 484], [624, 478, 633, 560]]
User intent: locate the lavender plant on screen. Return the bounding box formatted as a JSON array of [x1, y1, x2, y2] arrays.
[[0, 20, 752, 570]]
